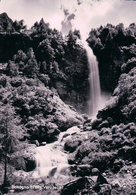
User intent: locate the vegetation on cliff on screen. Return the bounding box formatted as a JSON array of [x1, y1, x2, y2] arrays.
[[87, 22, 136, 92], [0, 12, 89, 113]]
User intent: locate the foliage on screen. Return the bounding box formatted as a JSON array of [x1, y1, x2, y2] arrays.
[[67, 122, 136, 172], [97, 66, 136, 125], [0, 104, 24, 139], [87, 23, 136, 91], [12, 20, 26, 32], [0, 13, 90, 112]]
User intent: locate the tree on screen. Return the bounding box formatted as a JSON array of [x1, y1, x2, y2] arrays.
[[6, 60, 19, 76], [38, 39, 55, 63], [31, 18, 50, 35], [67, 30, 77, 49], [0, 104, 21, 191], [23, 48, 39, 77], [12, 19, 26, 32]]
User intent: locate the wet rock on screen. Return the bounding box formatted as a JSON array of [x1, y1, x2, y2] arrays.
[[93, 172, 111, 194], [48, 167, 57, 177], [46, 123, 60, 142], [30, 140, 39, 146], [10, 154, 36, 172], [96, 172, 109, 185], [40, 141, 47, 146], [61, 172, 110, 195], [53, 109, 83, 131]]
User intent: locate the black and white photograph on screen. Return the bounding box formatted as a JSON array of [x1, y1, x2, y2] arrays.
[[0, 0, 136, 194]]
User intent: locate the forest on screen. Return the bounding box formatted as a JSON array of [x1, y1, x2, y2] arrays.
[[0, 12, 136, 194]]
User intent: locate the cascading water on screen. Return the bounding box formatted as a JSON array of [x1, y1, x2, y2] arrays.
[[83, 41, 101, 118], [34, 144, 68, 178], [33, 126, 79, 178]]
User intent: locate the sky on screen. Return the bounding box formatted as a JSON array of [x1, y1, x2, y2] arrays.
[[0, 0, 136, 38]]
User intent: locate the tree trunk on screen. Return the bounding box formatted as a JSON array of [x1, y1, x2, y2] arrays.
[[4, 154, 7, 187]]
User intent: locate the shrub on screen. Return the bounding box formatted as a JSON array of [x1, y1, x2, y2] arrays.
[[9, 155, 26, 171], [98, 120, 109, 129], [6, 60, 19, 76], [112, 159, 124, 173], [75, 141, 99, 162], [100, 127, 111, 136], [118, 146, 136, 161], [98, 135, 113, 151], [64, 139, 81, 153], [39, 74, 50, 86], [0, 76, 7, 87], [11, 78, 22, 87], [88, 152, 116, 171]]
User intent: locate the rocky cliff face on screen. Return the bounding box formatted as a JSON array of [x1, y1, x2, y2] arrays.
[[87, 23, 136, 92]]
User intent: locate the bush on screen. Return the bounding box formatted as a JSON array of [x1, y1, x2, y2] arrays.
[[0, 76, 7, 87], [75, 141, 99, 162], [98, 135, 113, 151], [9, 155, 26, 171], [6, 60, 19, 76], [100, 127, 111, 136], [88, 152, 116, 171], [39, 74, 50, 86], [112, 159, 124, 173], [11, 78, 22, 87], [118, 146, 136, 161], [98, 120, 109, 129], [64, 139, 81, 153]]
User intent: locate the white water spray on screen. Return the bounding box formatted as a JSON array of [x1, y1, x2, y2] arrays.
[[33, 126, 80, 178], [83, 41, 101, 118]]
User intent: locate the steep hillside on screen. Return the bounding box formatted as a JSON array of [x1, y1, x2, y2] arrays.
[[0, 14, 89, 112]]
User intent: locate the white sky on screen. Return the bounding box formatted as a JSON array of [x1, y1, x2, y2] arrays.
[[0, 0, 136, 37]]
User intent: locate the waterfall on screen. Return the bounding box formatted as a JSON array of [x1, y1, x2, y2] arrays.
[[33, 126, 80, 178], [83, 41, 101, 118], [33, 142, 68, 178]]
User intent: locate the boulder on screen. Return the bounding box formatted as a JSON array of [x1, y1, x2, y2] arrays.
[[40, 142, 47, 146], [61, 173, 110, 195], [9, 144, 36, 172], [91, 168, 100, 176], [61, 177, 96, 195], [30, 140, 39, 146]]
